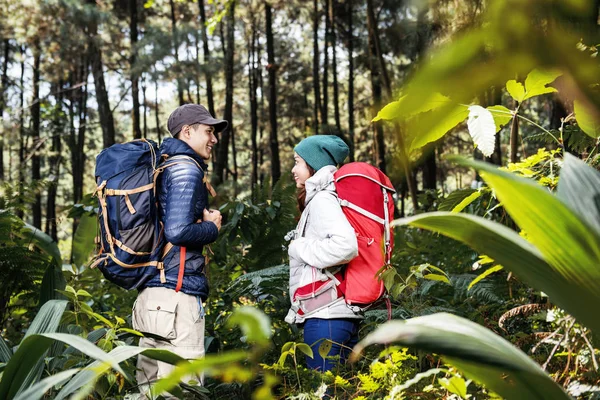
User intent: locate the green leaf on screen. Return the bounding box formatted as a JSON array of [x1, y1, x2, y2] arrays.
[[373, 93, 452, 122], [397, 156, 600, 334], [409, 105, 469, 151], [55, 346, 185, 400], [296, 343, 314, 359], [150, 351, 247, 397], [25, 300, 68, 338], [556, 153, 600, 236], [394, 212, 590, 331], [352, 313, 571, 400], [506, 80, 525, 102], [468, 265, 504, 290], [13, 369, 80, 400], [574, 100, 600, 138], [0, 333, 123, 400], [226, 306, 271, 346], [523, 69, 561, 100], [0, 335, 12, 363], [72, 213, 97, 267], [439, 376, 468, 399], [423, 274, 451, 284], [438, 189, 477, 212], [486, 105, 513, 132], [39, 263, 66, 306], [281, 342, 294, 353], [19, 223, 61, 267], [318, 340, 332, 360], [452, 191, 481, 213]]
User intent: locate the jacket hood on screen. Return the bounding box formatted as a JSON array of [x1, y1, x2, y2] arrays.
[[305, 165, 337, 204], [160, 138, 207, 168]]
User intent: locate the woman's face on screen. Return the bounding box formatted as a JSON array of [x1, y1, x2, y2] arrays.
[[291, 153, 312, 188]]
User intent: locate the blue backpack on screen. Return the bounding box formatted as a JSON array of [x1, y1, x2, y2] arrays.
[[90, 139, 199, 290]]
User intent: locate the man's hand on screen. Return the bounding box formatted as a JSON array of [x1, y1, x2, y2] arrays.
[[203, 208, 222, 231]]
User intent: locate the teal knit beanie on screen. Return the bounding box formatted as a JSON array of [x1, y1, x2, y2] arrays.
[[294, 135, 349, 171]]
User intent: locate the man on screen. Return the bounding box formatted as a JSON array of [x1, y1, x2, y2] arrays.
[[132, 104, 226, 396]]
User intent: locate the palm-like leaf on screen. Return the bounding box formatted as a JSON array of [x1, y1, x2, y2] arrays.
[[352, 313, 571, 399]]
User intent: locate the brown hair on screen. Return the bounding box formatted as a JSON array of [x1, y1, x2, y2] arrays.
[[296, 165, 316, 213]]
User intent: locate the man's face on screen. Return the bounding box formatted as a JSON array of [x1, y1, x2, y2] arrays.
[[182, 124, 218, 160]]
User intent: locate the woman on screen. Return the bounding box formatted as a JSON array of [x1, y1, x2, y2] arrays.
[[285, 135, 361, 371]]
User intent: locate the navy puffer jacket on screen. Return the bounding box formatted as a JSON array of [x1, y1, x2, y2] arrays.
[[142, 138, 218, 300]]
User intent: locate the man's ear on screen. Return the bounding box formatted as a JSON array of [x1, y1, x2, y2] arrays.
[[180, 125, 190, 139]]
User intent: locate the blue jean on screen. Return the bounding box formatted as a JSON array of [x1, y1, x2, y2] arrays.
[[303, 318, 360, 371]]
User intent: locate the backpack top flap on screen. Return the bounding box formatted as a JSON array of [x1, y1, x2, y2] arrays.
[[334, 162, 395, 220], [95, 139, 159, 182]]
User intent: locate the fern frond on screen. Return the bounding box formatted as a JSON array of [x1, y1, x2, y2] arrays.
[[499, 303, 550, 329]]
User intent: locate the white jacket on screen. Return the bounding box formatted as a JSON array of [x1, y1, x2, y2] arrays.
[[285, 166, 361, 324]]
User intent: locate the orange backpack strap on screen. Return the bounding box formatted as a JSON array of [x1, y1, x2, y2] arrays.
[[176, 246, 186, 292]]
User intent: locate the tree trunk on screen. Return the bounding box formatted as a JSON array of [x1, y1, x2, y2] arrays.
[[321, 0, 329, 126], [154, 77, 162, 143], [169, 0, 185, 106], [265, 1, 280, 185], [258, 36, 265, 186], [366, 0, 391, 98], [46, 81, 63, 241], [88, 0, 115, 149], [312, 0, 321, 134], [69, 57, 89, 257], [330, 0, 340, 133], [17, 46, 25, 220], [213, 0, 235, 186], [130, 0, 142, 139], [510, 100, 519, 163], [421, 144, 437, 190], [249, 25, 258, 194], [198, 0, 215, 116], [415, 4, 436, 190], [142, 75, 148, 138], [0, 39, 10, 182], [32, 46, 42, 229], [347, 0, 354, 161], [489, 86, 503, 165]]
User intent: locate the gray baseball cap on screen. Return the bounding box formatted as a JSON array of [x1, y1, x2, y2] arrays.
[[167, 104, 228, 136]]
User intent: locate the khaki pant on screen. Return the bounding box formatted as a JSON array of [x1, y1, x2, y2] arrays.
[[132, 287, 205, 399]]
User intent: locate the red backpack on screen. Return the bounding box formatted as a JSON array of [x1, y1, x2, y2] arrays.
[[334, 162, 395, 306]]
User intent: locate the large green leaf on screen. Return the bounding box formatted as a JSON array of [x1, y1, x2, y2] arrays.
[[352, 313, 571, 400], [72, 213, 97, 267], [455, 157, 600, 286], [19, 223, 62, 267], [398, 157, 600, 334], [395, 212, 577, 324], [556, 153, 600, 237], [373, 92, 452, 122], [55, 346, 185, 400], [523, 69, 560, 100], [38, 263, 66, 306], [574, 100, 600, 139], [24, 299, 68, 338], [409, 105, 469, 151], [0, 333, 123, 399], [13, 369, 80, 400]]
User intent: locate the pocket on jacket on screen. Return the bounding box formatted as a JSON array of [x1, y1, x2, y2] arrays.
[[133, 296, 178, 340]]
